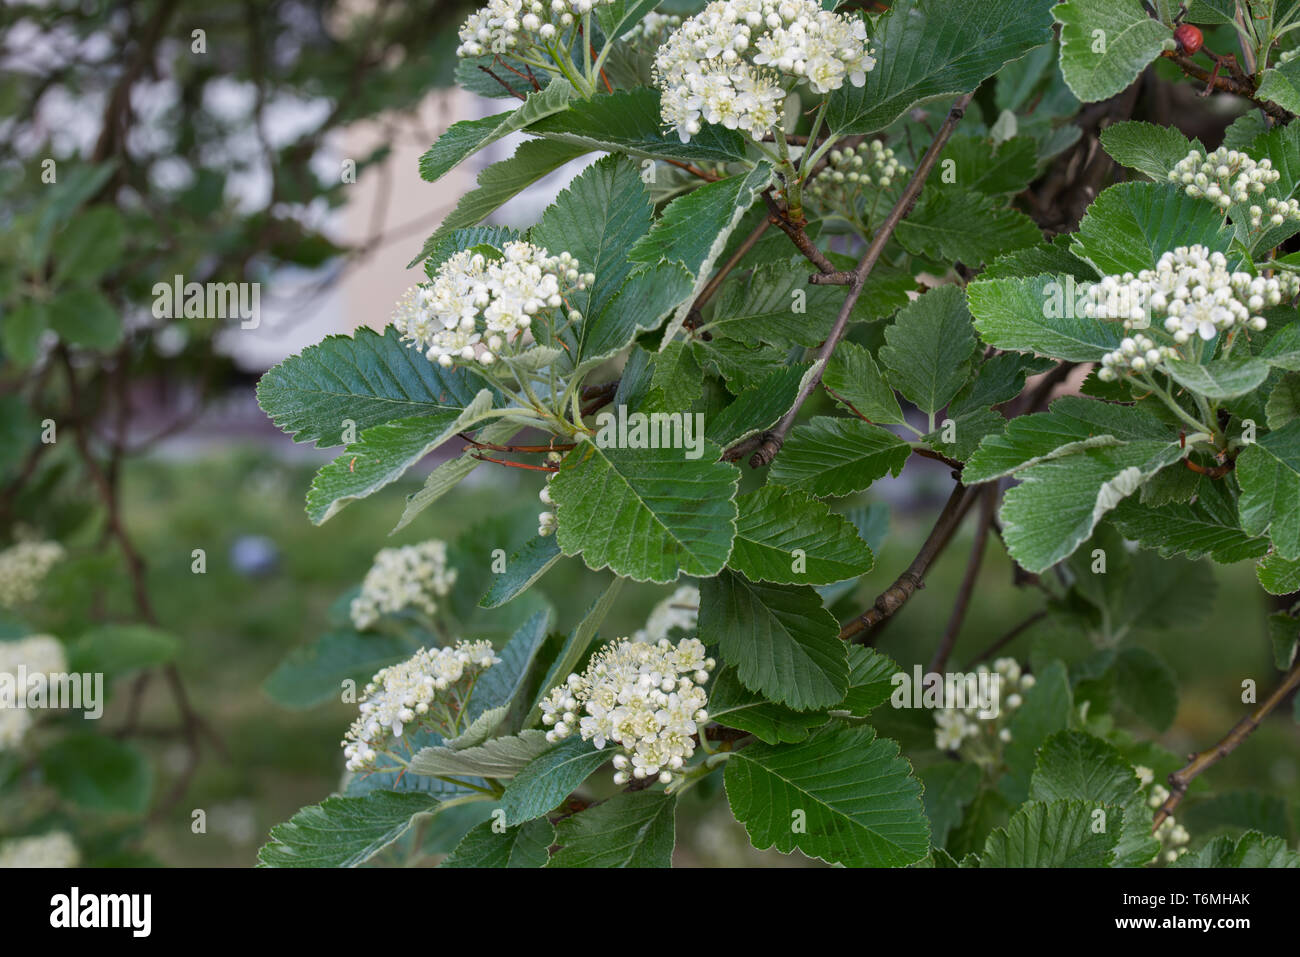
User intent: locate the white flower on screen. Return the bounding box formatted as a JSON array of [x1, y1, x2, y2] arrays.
[[653, 0, 875, 142], [1085, 245, 1300, 381], [342, 640, 500, 771], [456, 0, 617, 59], [349, 541, 456, 630], [1169, 147, 1284, 214], [0, 634, 68, 752], [0, 540, 64, 608], [392, 241, 590, 369], [0, 831, 79, 868], [541, 635, 713, 785]]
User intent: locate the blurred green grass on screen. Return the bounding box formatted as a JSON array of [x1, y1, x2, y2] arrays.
[[32, 447, 1299, 865]]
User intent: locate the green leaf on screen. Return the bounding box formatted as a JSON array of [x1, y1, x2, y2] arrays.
[[1267, 369, 1300, 431], [550, 440, 739, 583], [707, 667, 833, 744], [964, 395, 1170, 483], [262, 630, 410, 710], [822, 340, 905, 425], [968, 274, 1121, 362], [1237, 420, 1300, 559], [480, 535, 563, 609], [1164, 357, 1270, 401], [467, 609, 554, 730], [840, 646, 903, 716], [920, 763, 981, 849], [1257, 57, 1300, 116], [418, 79, 574, 183], [980, 799, 1120, 866], [768, 416, 911, 498], [305, 389, 495, 524], [879, 285, 979, 415], [1054, 0, 1168, 103], [999, 440, 1181, 572], [728, 486, 874, 585], [699, 570, 848, 711], [257, 326, 485, 448], [1002, 660, 1072, 801], [1172, 830, 1300, 868], [51, 206, 125, 284], [1258, 551, 1300, 595], [935, 134, 1038, 195], [706, 263, 863, 349], [531, 155, 652, 321], [40, 733, 152, 815], [548, 791, 677, 867], [705, 363, 813, 446], [259, 790, 443, 867], [1099, 121, 1201, 182], [1070, 182, 1230, 276], [895, 191, 1042, 266], [1268, 612, 1299, 670], [1, 302, 48, 367], [571, 262, 695, 374], [410, 730, 552, 779], [827, 0, 1057, 135], [48, 287, 122, 350], [441, 817, 554, 868], [500, 737, 611, 825], [724, 724, 930, 867], [629, 163, 773, 345], [412, 138, 590, 266], [1030, 730, 1141, 805], [67, 624, 178, 682], [1182, 789, 1293, 840], [1109, 481, 1269, 563]]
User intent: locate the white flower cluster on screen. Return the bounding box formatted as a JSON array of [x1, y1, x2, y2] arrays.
[[0, 831, 79, 868], [392, 241, 591, 368], [1169, 147, 1278, 210], [625, 11, 681, 43], [1098, 333, 1178, 382], [342, 640, 500, 771], [653, 0, 875, 142], [537, 462, 558, 537], [0, 539, 64, 607], [456, 0, 616, 59], [1084, 245, 1300, 361], [933, 658, 1034, 752], [1138, 774, 1191, 865], [809, 140, 906, 201], [633, 585, 700, 644], [349, 541, 457, 631], [0, 635, 67, 751], [540, 636, 714, 785]]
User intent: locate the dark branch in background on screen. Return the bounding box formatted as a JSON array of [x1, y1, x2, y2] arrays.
[[961, 609, 1049, 671], [732, 92, 977, 470], [1152, 656, 1300, 832], [838, 483, 980, 643], [1160, 50, 1293, 124], [928, 483, 998, 673]]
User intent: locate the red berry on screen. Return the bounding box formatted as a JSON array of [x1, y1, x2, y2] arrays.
[[1174, 23, 1204, 55]]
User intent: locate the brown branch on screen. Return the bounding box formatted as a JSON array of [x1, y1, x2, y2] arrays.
[[663, 158, 720, 181], [961, 609, 1048, 671], [1160, 50, 1292, 124], [761, 191, 836, 275], [1152, 656, 1300, 832], [735, 92, 977, 470], [838, 482, 980, 643], [928, 483, 997, 673]]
